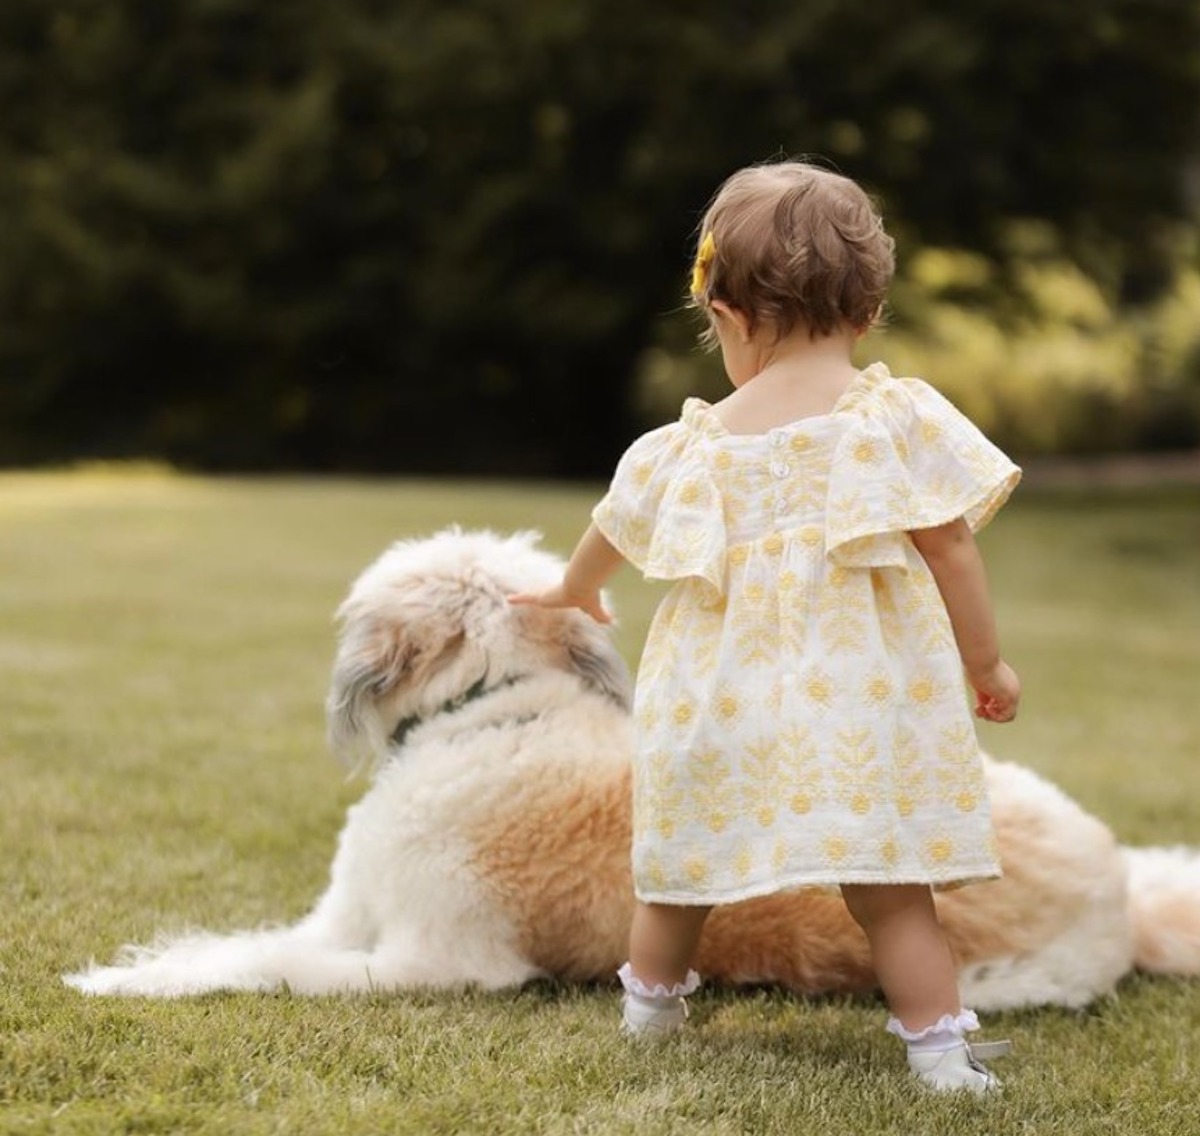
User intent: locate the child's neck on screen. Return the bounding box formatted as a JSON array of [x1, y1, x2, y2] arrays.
[[716, 327, 862, 433]]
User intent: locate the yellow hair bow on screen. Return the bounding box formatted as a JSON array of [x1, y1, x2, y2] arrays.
[[690, 231, 716, 297]]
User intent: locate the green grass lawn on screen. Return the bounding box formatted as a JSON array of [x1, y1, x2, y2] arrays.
[[2, 468, 1199, 1135]]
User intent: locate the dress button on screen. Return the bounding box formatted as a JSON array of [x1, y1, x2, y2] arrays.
[[769, 430, 786, 448], [770, 461, 790, 479]]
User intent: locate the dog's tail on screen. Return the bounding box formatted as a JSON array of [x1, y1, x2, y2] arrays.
[[1123, 846, 1200, 975], [63, 926, 385, 998]]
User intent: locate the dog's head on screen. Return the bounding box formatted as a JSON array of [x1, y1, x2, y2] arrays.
[[326, 527, 631, 769]]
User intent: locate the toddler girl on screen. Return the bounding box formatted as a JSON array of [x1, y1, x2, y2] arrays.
[[510, 159, 1021, 1093]]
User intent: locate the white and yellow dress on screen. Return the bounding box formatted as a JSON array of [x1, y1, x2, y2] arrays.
[[592, 363, 1021, 905]]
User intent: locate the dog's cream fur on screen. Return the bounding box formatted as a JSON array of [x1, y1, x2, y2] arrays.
[[66, 529, 1200, 1008]]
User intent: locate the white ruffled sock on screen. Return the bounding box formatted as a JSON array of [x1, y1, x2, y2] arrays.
[[887, 1009, 1005, 1093], [617, 963, 701, 1037], [886, 1008, 980, 1053]]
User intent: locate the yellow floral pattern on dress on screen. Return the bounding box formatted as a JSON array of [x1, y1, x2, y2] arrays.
[[740, 737, 783, 826], [592, 363, 1021, 903]]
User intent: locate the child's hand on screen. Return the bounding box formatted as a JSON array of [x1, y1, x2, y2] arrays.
[[969, 660, 1021, 723], [507, 583, 613, 625]]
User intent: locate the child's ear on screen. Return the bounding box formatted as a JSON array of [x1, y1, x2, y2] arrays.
[[711, 300, 754, 343]]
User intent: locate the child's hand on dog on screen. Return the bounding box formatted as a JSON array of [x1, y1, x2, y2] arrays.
[[508, 584, 613, 625]]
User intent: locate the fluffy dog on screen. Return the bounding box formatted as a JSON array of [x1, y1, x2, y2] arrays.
[[66, 529, 1200, 1008]]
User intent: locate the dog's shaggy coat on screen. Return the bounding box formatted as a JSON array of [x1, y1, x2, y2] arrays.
[[66, 529, 1200, 1009]]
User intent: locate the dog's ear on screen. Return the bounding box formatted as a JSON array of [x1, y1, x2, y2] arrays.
[[563, 615, 633, 710], [325, 616, 412, 769], [325, 600, 469, 770]]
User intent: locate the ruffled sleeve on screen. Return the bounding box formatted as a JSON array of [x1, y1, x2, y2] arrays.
[[592, 408, 727, 593], [826, 375, 1021, 569]]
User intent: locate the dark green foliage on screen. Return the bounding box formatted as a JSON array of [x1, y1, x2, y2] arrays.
[[1, 1, 1198, 472]]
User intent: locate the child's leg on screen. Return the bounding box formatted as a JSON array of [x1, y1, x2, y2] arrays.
[[628, 901, 712, 988], [619, 901, 711, 1036], [840, 884, 959, 1028], [841, 884, 1000, 1092]]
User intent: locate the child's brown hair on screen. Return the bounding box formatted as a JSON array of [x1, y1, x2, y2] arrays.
[[691, 160, 895, 341]]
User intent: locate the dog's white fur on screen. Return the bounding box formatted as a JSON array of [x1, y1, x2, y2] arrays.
[[66, 529, 1200, 1008]]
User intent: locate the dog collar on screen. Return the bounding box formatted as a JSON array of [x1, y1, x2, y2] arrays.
[[389, 673, 530, 748]]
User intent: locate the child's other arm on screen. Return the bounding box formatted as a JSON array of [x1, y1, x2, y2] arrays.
[[909, 519, 1020, 723], [507, 523, 625, 624]]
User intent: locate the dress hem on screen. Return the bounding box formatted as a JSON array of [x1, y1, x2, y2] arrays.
[[634, 864, 1003, 907]]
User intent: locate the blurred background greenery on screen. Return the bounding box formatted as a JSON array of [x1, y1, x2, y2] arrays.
[[2, 0, 1199, 476]]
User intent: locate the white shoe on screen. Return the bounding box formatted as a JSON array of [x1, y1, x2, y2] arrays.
[[617, 963, 700, 1037], [907, 1041, 1004, 1094], [621, 992, 689, 1036]]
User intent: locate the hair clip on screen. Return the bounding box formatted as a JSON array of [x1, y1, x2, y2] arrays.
[[690, 231, 716, 297]]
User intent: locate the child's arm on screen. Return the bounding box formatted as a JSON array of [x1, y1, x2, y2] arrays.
[[507, 523, 625, 624], [909, 518, 1020, 723]]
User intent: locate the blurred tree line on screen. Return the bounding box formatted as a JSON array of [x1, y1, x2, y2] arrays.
[[2, 0, 1198, 475]]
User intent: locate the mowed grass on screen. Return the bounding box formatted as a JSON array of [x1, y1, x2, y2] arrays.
[[1, 467, 1199, 1136]]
